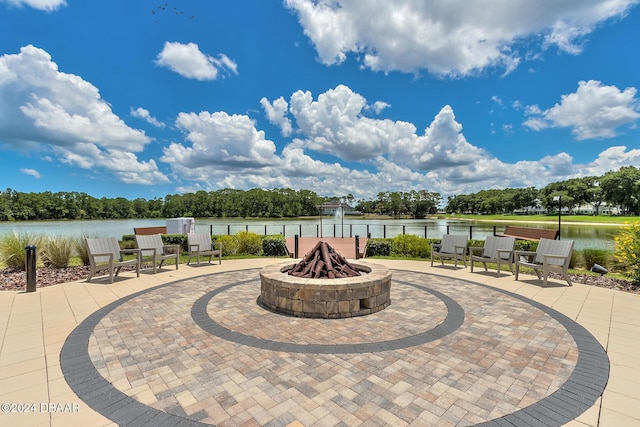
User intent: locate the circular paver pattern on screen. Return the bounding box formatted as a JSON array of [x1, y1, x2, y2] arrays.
[[61, 269, 609, 426]]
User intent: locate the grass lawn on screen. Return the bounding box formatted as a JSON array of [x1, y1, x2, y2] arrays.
[[440, 214, 638, 225]]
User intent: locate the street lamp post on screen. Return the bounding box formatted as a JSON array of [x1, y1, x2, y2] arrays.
[[553, 196, 561, 239]]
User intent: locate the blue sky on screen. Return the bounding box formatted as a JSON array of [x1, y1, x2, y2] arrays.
[[1, 0, 639, 203]]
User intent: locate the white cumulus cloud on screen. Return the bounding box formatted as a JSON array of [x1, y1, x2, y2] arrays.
[[370, 101, 390, 114], [2, 0, 66, 11], [20, 168, 40, 178], [0, 45, 168, 185], [155, 42, 238, 80], [131, 107, 165, 128], [288, 85, 415, 161], [580, 145, 640, 176], [523, 80, 640, 139], [159, 84, 640, 200], [163, 111, 279, 171], [284, 0, 638, 77], [391, 105, 489, 171], [260, 96, 293, 136]]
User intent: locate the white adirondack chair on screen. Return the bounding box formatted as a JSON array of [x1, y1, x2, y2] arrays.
[[469, 235, 516, 276], [85, 237, 140, 283], [430, 234, 468, 268], [514, 238, 575, 286]]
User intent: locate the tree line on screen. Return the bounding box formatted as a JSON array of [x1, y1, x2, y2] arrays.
[[446, 166, 640, 215], [0, 166, 637, 221], [0, 188, 324, 221]]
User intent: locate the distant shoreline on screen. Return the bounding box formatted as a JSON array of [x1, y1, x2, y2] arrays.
[[448, 217, 626, 227]]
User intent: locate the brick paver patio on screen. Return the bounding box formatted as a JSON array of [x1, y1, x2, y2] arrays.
[[1, 258, 639, 426]]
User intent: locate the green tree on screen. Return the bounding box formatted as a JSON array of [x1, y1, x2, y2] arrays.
[[600, 166, 640, 215]]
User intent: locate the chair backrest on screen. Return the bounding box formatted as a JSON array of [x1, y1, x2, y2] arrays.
[[135, 234, 164, 257], [440, 234, 468, 253], [483, 236, 515, 259], [187, 233, 212, 250], [534, 238, 574, 266], [86, 237, 122, 263]]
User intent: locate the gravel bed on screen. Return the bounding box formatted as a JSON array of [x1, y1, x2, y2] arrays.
[[0, 265, 136, 291]]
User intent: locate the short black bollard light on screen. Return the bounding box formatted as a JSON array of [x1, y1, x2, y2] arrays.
[[25, 244, 37, 292]]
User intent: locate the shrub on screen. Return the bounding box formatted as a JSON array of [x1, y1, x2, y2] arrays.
[[236, 231, 263, 255], [0, 231, 44, 270], [581, 248, 610, 270], [263, 235, 287, 256], [217, 235, 239, 255], [467, 239, 484, 250], [515, 240, 537, 252], [391, 234, 430, 258], [365, 239, 392, 256], [162, 234, 188, 252], [42, 236, 74, 268], [119, 238, 136, 249], [614, 222, 640, 285]]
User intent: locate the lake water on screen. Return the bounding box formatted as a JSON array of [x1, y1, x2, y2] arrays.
[[0, 217, 621, 250]]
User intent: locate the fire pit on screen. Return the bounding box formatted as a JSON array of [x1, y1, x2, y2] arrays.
[[259, 242, 392, 318]]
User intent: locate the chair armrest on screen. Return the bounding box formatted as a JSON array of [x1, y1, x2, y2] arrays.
[[89, 252, 114, 262], [189, 244, 200, 252], [496, 249, 513, 260], [430, 243, 442, 251], [514, 250, 536, 256], [542, 253, 569, 264], [212, 242, 222, 251]]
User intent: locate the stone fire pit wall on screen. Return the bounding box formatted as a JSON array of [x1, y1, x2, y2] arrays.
[[259, 261, 392, 318]]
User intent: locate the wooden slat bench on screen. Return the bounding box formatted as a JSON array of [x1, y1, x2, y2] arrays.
[[133, 226, 167, 235], [496, 226, 558, 241]]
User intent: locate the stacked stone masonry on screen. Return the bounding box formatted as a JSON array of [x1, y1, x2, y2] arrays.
[[259, 261, 392, 318]]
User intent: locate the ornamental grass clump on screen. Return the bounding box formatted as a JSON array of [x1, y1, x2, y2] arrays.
[[0, 231, 44, 270], [42, 236, 74, 268], [614, 222, 640, 285], [74, 234, 93, 266], [581, 248, 610, 271]]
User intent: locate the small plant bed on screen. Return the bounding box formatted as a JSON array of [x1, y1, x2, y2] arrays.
[[1, 265, 92, 291]]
